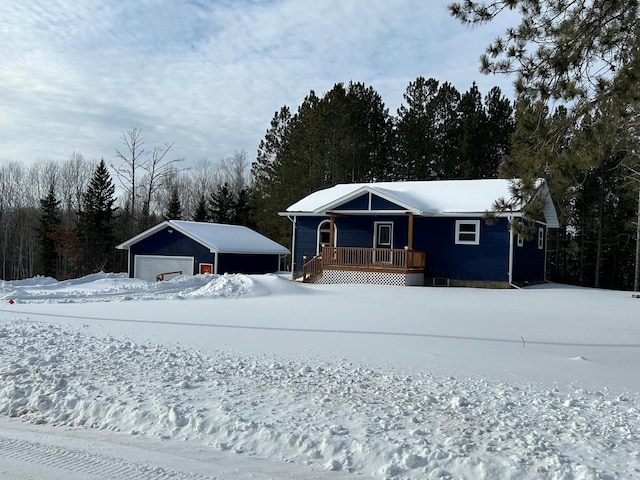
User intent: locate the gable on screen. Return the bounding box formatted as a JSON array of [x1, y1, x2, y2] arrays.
[[331, 192, 408, 212]]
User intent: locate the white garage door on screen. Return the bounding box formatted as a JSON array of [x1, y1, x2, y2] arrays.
[[134, 255, 194, 282]]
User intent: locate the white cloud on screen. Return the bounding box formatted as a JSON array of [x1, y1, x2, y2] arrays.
[[0, 0, 517, 166]]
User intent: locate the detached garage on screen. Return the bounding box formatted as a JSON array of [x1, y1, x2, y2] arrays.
[[116, 220, 289, 281]]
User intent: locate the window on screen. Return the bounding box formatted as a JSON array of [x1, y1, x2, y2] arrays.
[[317, 220, 336, 254], [538, 227, 544, 249], [455, 220, 480, 245]]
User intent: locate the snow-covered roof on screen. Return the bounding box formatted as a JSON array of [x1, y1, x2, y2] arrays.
[[116, 220, 289, 255], [283, 179, 560, 227]]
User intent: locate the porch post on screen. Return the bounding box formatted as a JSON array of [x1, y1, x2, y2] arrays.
[[329, 214, 335, 247], [407, 213, 414, 250]]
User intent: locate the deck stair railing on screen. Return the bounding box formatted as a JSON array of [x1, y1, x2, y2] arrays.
[[301, 255, 323, 283]]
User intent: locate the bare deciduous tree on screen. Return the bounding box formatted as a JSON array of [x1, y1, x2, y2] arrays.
[[140, 142, 184, 224], [113, 127, 145, 217]]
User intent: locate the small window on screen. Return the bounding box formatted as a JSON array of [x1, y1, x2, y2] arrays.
[[455, 220, 480, 245], [538, 227, 544, 249]]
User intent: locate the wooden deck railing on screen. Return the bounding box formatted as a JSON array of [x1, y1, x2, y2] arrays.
[[301, 247, 425, 282], [322, 247, 425, 270]]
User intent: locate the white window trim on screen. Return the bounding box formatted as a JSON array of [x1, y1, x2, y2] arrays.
[[538, 227, 544, 250], [374, 221, 394, 248], [317, 220, 337, 255], [455, 220, 480, 245]]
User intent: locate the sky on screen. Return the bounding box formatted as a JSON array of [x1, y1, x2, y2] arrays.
[[0, 0, 518, 168]]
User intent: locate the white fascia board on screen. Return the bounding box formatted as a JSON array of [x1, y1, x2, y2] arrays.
[[328, 209, 422, 215], [435, 211, 523, 218], [280, 210, 422, 217], [311, 185, 371, 214]]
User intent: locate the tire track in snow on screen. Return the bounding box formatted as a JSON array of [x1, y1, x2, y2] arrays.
[[0, 435, 218, 480], [11, 308, 640, 348]]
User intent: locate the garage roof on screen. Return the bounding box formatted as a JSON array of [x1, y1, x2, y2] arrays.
[[116, 220, 289, 255]]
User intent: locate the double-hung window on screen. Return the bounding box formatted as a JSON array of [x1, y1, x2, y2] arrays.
[[455, 220, 480, 245]]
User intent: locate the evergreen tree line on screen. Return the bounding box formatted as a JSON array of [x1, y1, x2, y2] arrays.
[[250, 78, 515, 247], [0, 148, 251, 281]]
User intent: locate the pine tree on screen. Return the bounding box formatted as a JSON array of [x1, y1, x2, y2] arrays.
[[484, 87, 515, 176], [457, 82, 489, 179], [449, 0, 638, 107], [250, 106, 297, 245], [232, 188, 252, 228], [77, 159, 117, 273], [164, 186, 183, 220], [38, 184, 61, 278], [192, 195, 208, 222], [209, 183, 236, 224], [394, 77, 440, 180]]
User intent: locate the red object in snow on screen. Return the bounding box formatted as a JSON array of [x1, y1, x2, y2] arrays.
[[8, 299, 14, 304]]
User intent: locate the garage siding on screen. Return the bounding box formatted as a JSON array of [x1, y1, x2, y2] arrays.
[[217, 253, 281, 274], [128, 227, 213, 278]]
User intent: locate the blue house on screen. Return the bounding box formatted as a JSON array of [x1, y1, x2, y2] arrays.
[[279, 179, 559, 287], [116, 220, 289, 281]]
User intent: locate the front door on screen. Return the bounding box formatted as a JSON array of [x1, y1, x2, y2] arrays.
[[374, 222, 393, 263]]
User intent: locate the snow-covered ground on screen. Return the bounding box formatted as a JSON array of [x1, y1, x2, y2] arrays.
[[0, 273, 639, 479]]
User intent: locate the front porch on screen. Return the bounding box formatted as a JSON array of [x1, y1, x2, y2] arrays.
[[301, 246, 426, 286]]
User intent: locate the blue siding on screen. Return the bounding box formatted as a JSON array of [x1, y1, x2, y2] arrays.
[[413, 217, 510, 282], [512, 225, 546, 284], [334, 193, 369, 210], [294, 217, 321, 269], [370, 195, 406, 210], [218, 254, 281, 274]]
